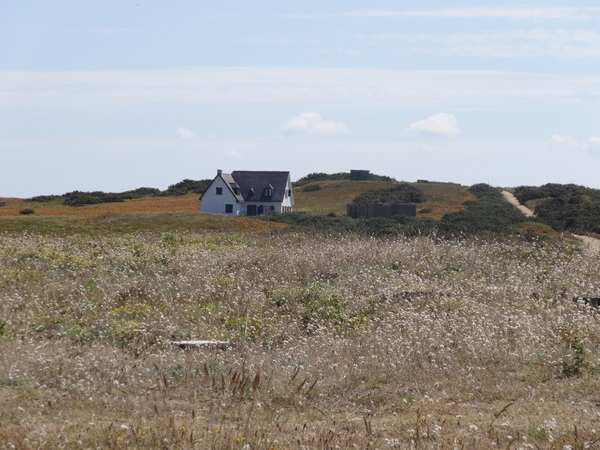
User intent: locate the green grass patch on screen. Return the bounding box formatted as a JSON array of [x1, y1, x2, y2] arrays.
[[0, 212, 285, 235], [513, 221, 560, 238]]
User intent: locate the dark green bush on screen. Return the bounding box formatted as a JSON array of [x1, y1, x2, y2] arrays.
[[440, 184, 524, 234], [63, 191, 124, 207], [162, 179, 211, 196], [302, 184, 322, 192], [293, 172, 351, 187], [19, 208, 35, 215], [513, 183, 600, 233], [293, 172, 395, 187], [26, 195, 63, 203], [121, 187, 161, 199]]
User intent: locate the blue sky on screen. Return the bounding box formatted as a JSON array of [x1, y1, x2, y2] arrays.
[[2, 1, 600, 197]]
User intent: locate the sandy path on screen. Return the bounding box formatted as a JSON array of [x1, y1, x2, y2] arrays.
[[501, 191, 535, 217], [501, 191, 600, 256]]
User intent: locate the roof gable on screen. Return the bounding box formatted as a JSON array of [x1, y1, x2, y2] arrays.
[[230, 171, 290, 203]]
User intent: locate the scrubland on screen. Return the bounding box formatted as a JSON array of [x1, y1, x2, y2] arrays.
[[1, 230, 600, 448]]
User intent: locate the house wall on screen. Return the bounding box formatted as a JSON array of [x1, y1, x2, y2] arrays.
[[281, 174, 294, 211], [201, 171, 294, 215], [200, 177, 240, 215], [239, 203, 278, 215]]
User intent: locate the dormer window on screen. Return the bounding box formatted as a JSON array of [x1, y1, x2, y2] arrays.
[[264, 188, 273, 197]]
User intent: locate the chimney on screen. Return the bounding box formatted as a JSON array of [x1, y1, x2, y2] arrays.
[[217, 169, 222, 175]]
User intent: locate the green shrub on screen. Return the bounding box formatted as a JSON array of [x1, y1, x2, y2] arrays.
[[560, 326, 589, 377], [265, 283, 370, 335], [25, 195, 62, 203], [19, 208, 35, 215], [302, 184, 322, 192], [63, 191, 124, 207], [440, 184, 523, 234], [121, 187, 161, 199], [513, 183, 600, 233], [162, 179, 212, 196], [293, 172, 395, 187]]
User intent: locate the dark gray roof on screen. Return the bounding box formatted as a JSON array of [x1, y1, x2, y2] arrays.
[[230, 171, 290, 203], [220, 173, 244, 202]]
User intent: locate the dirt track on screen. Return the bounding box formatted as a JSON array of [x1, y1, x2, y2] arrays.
[[501, 190, 600, 256], [501, 191, 535, 217]]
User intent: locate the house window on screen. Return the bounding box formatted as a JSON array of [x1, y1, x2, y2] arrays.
[[225, 204, 233, 213], [264, 188, 273, 197], [270, 205, 275, 211], [216, 187, 223, 195]]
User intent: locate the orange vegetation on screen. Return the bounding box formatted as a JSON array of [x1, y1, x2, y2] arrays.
[[418, 201, 466, 220], [0, 194, 201, 217]]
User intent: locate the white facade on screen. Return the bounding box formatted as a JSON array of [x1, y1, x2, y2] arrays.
[[200, 175, 242, 215], [200, 170, 294, 216]]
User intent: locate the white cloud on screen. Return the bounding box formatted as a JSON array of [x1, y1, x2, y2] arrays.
[[336, 8, 600, 20], [408, 113, 460, 137], [550, 135, 600, 151], [283, 112, 349, 134], [2, 68, 599, 111], [177, 127, 197, 139], [358, 29, 600, 58]]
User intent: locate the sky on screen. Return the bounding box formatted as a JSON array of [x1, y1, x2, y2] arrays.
[[1, 1, 600, 197]]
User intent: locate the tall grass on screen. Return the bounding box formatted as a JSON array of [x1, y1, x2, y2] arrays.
[[1, 231, 599, 448]]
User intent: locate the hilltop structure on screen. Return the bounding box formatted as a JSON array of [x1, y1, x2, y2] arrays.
[[200, 170, 294, 216]]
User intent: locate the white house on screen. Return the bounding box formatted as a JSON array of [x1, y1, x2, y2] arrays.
[[200, 170, 294, 216]]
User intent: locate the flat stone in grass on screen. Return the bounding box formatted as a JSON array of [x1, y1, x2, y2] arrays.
[[172, 340, 235, 350]]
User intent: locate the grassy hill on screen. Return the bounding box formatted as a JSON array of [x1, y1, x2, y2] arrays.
[[0, 194, 287, 234], [0, 180, 476, 234], [293, 180, 473, 218]]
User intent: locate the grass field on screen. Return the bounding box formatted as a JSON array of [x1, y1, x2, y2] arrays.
[[0, 193, 201, 217], [0, 181, 472, 235], [0, 194, 290, 234], [292, 180, 473, 218], [1, 230, 600, 448]]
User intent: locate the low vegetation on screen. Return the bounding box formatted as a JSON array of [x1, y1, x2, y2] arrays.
[[351, 183, 426, 205], [263, 211, 438, 237], [293, 171, 395, 187], [3, 174, 600, 447], [1, 231, 599, 448], [514, 183, 600, 234], [26, 179, 211, 207], [440, 183, 526, 234]]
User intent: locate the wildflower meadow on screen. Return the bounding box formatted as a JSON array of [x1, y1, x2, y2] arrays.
[[1, 230, 600, 448]]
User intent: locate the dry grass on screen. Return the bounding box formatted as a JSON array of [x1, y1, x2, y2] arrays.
[[292, 180, 473, 219], [0, 193, 200, 217], [0, 194, 289, 235], [1, 231, 600, 448]]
